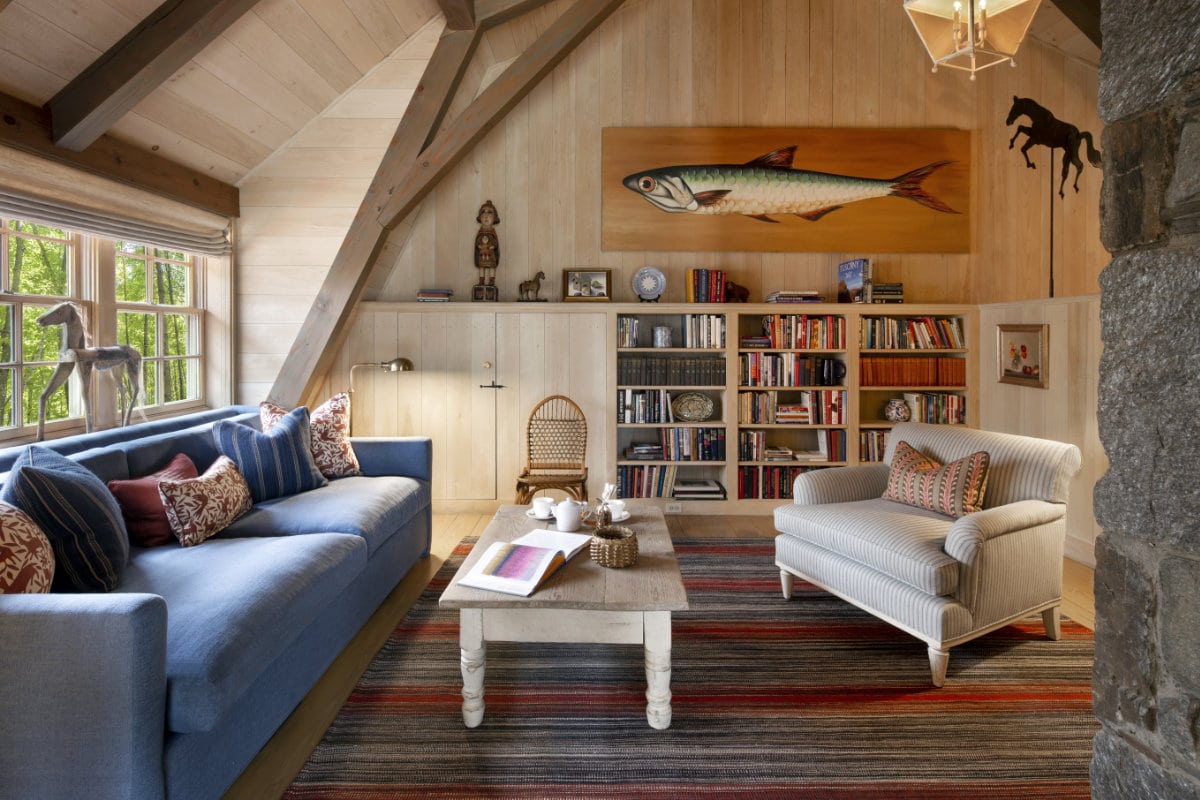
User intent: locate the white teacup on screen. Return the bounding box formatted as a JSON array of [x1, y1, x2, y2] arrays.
[[532, 497, 554, 519], [607, 499, 627, 517]]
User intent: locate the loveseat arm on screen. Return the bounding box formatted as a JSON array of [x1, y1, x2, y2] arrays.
[[0, 593, 168, 800], [944, 500, 1067, 562], [792, 463, 891, 505], [350, 436, 433, 481]]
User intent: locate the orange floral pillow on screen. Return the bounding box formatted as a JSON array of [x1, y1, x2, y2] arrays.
[[260, 394, 361, 479], [882, 440, 990, 518]]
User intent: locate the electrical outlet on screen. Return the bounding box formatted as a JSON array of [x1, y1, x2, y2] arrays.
[[665, 503, 682, 513]]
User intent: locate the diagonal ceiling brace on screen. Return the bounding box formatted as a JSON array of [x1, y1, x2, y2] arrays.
[[269, 0, 625, 406]]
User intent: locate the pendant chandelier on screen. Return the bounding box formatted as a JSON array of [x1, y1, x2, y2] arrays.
[[904, 0, 1042, 79]]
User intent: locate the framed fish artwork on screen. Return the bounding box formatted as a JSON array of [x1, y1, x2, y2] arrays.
[[601, 128, 971, 253]]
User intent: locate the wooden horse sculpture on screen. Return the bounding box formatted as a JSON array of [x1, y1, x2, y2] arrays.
[[35, 301, 143, 441], [519, 270, 546, 301], [1006, 95, 1102, 198]]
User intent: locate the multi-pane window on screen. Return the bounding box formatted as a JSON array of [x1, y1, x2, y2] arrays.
[[114, 242, 202, 408], [0, 218, 205, 440]]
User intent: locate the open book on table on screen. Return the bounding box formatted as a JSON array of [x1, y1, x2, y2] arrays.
[[457, 529, 593, 597]]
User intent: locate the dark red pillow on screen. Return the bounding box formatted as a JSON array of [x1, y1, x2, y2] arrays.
[[108, 454, 198, 547]]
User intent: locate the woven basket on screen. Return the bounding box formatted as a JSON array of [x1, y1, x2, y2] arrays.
[[590, 525, 638, 568]]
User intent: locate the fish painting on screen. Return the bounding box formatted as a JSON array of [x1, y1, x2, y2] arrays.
[[621, 146, 959, 223]]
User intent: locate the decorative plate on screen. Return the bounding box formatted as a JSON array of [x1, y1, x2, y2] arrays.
[[632, 266, 666, 301], [671, 392, 714, 422]]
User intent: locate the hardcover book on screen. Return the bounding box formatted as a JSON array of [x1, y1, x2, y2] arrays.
[[836, 258, 871, 303], [457, 530, 592, 596]]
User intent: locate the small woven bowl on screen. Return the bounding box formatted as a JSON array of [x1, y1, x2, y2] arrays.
[[590, 525, 638, 568]]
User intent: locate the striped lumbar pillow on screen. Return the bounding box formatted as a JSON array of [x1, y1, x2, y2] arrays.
[[213, 406, 327, 503], [882, 440, 990, 518]]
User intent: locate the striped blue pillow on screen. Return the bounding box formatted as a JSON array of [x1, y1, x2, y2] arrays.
[[0, 445, 129, 592], [213, 407, 327, 502]]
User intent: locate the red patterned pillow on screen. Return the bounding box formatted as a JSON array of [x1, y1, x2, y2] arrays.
[[882, 440, 990, 518], [108, 453, 199, 547], [0, 501, 55, 593], [158, 456, 253, 547], [261, 393, 360, 479]]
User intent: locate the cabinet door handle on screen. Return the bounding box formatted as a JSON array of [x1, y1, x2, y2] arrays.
[[479, 380, 506, 389]]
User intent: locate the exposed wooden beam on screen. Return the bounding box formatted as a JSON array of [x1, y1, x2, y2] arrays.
[[376, 0, 627, 230], [0, 90, 239, 218], [438, 0, 476, 30], [268, 29, 481, 406], [0, 1, 12, 13], [1048, 0, 1101, 49], [47, 0, 262, 151], [476, 0, 557, 27]]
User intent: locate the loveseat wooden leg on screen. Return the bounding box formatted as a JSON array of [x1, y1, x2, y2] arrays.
[[1042, 606, 1062, 641], [780, 569, 794, 600], [928, 647, 949, 687]]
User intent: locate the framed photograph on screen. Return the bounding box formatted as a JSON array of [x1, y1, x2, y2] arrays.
[[997, 324, 1049, 388], [562, 269, 612, 302]]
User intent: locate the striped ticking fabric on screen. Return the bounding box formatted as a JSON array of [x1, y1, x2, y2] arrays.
[[882, 440, 990, 518], [284, 538, 1096, 800], [213, 407, 326, 503]]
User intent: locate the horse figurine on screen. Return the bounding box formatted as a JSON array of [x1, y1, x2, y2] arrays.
[[518, 270, 546, 301], [35, 301, 143, 441], [1006, 95, 1102, 198]]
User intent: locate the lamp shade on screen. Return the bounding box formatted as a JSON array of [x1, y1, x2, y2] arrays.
[[904, 0, 1041, 78]]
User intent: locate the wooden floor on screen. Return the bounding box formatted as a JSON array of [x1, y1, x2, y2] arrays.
[[224, 511, 1096, 800]]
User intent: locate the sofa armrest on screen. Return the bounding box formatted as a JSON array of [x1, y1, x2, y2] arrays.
[[350, 436, 433, 481], [945, 500, 1067, 562], [0, 593, 168, 800], [792, 463, 891, 505]]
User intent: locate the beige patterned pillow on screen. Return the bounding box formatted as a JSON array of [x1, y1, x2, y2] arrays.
[[882, 440, 990, 518], [158, 456, 253, 547], [260, 393, 361, 479], [0, 501, 55, 593]]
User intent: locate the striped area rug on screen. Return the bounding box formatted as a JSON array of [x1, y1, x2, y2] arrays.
[[285, 539, 1096, 799]]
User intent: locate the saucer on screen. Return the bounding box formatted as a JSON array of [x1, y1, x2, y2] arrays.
[[610, 510, 631, 523], [526, 508, 555, 520]]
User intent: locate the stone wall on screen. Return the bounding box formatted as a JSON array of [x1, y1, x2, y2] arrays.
[[1092, 1, 1200, 797]]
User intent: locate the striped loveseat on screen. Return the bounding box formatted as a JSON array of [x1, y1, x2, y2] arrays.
[[774, 422, 1082, 686]]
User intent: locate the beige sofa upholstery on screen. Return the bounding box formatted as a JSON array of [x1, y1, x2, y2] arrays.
[[774, 422, 1082, 686]]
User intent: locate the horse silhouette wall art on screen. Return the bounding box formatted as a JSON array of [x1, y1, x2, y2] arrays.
[[1006, 95, 1102, 198]]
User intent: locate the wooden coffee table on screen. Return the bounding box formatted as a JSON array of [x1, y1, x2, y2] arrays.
[[438, 504, 689, 730]]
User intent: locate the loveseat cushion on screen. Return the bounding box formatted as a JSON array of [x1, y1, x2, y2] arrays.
[[118, 533, 366, 733], [220, 475, 427, 557], [213, 407, 326, 502], [882, 440, 990, 518], [774, 498, 960, 596]]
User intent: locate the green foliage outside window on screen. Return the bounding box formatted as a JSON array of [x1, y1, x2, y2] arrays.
[[8, 222, 69, 296]]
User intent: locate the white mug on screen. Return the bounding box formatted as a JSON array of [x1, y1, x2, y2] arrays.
[[607, 499, 627, 518], [555, 500, 583, 532], [532, 497, 554, 519]]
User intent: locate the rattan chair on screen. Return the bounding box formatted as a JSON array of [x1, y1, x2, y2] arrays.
[[514, 394, 588, 504]]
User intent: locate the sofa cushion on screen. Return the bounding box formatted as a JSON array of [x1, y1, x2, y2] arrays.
[[774, 498, 960, 596], [0, 446, 129, 592], [261, 394, 360, 479], [213, 407, 326, 503], [0, 501, 55, 593], [221, 475, 426, 557], [158, 456, 253, 547], [109, 453, 199, 547], [118, 533, 367, 733], [882, 440, 990, 518]]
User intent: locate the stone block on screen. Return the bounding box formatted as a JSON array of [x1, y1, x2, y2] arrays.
[[1160, 557, 1200, 695], [1092, 538, 1157, 730], [1099, 1, 1200, 123], [1092, 729, 1200, 800], [1100, 112, 1173, 252], [1160, 692, 1200, 765]]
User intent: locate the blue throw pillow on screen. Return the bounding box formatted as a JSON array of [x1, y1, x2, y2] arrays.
[[213, 406, 327, 503], [0, 445, 129, 592]]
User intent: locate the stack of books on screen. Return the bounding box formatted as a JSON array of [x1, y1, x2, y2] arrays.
[[765, 290, 823, 303], [625, 443, 664, 460], [671, 479, 726, 500], [763, 446, 795, 461], [871, 282, 904, 303], [739, 335, 772, 348], [416, 288, 453, 302]]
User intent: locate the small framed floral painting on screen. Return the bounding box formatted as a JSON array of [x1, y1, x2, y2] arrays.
[[997, 323, 1048, 389], [562, 269, 612, 302]]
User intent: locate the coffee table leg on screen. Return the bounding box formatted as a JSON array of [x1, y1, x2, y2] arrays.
[[644, 611, 672, 730], [459, 609, 486, 727]]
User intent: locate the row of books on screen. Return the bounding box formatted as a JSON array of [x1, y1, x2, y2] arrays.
[[738, 389, 847, 425], [860, 430, 890, 463], [739, 353, 845, 388], [614, 467, 727, 500], [617, 389, 680, 424], [860, 356, 966, 387], [624, 426, 726, 462], [861, 316, 966, 350], [617, 355, 725, 386], [416, 288, 453, 302], [737, 429, 846, 462], [685, 269, 727, 303], [898, 391, 967, 425], [765, 290, 824, 303], [736, 465, 818, 499], [751, 314, 847, 350]]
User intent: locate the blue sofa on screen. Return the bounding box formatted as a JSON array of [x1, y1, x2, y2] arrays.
[[0, 406, 433, 800]]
